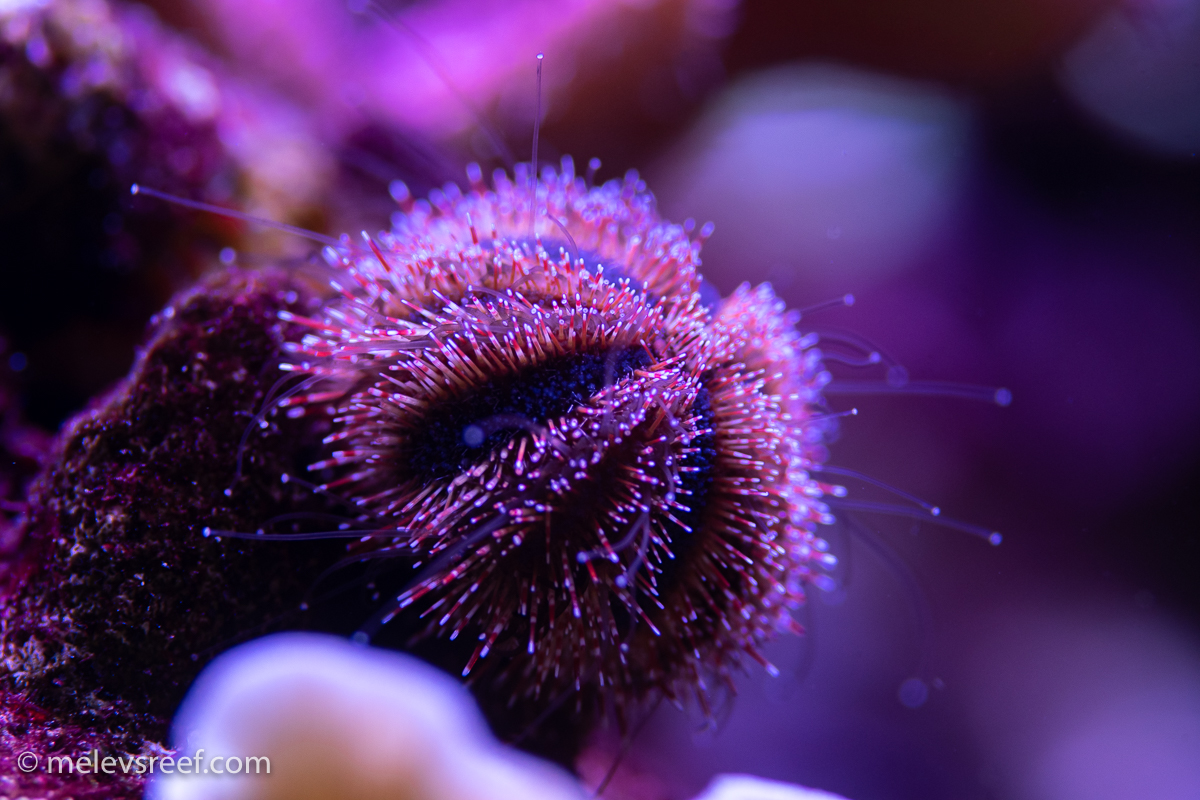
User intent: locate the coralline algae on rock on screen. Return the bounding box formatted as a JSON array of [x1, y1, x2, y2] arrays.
[[0, 268, 344, 796]]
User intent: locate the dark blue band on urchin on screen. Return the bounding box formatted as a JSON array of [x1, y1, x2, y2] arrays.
[[402, 348, 654, 479]]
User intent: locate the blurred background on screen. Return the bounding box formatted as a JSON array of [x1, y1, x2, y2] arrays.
[[2, 0, 1198, 798]]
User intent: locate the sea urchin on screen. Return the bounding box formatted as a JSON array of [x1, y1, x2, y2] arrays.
[[267, 158, 839, 724]]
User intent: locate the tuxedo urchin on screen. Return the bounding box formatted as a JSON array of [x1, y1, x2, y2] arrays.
[[263, 157, 841, 724]]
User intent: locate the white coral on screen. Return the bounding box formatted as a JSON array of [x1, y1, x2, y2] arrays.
[[693, 774, 851, 800], [148, 633, 586, 800]]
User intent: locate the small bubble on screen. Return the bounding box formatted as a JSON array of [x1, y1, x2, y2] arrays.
[[351, 631, 369, 645], [299, 602, 309, 611], [7, 352, 27, 372], [463, 425, 485, 447], [218, 247, 236, 265], [994, 388, 1013, 407], [898, 677, 929, 709], [223, 488, 233, 497], [988, 532, 1003, 546]]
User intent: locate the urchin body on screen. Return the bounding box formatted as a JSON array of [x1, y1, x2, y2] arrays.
[[283, 159, 837, 716]]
